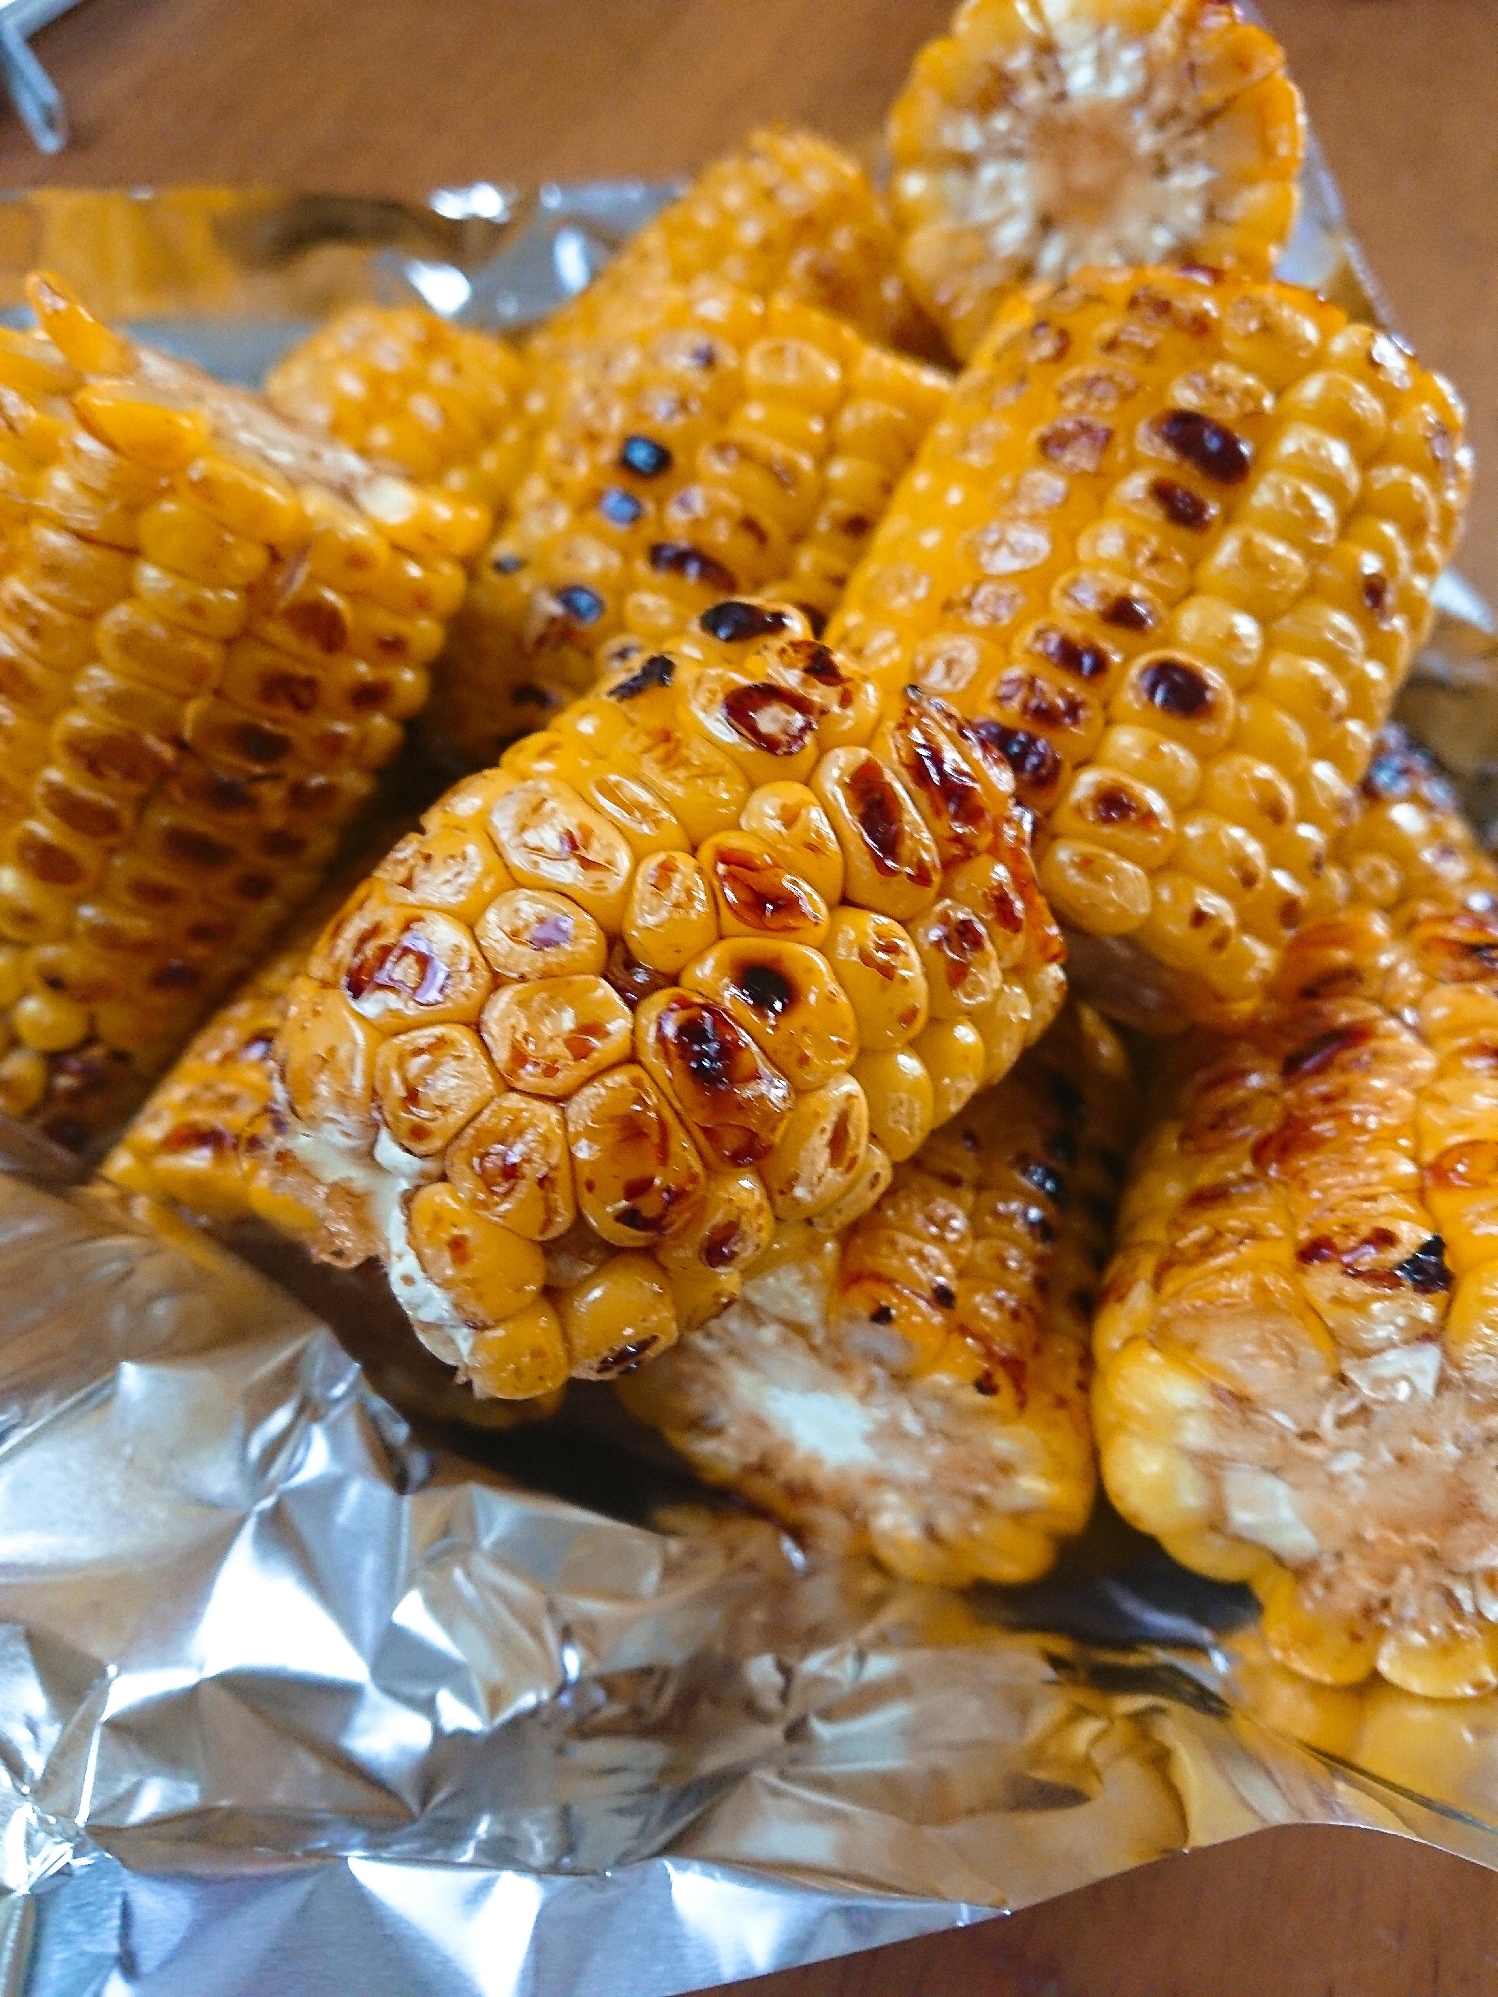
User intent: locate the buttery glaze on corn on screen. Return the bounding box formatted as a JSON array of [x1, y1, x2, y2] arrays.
[[0, 274, 489, 1147], [830, 266, 1470, 1029], [1096, 732, 1498, 1699], [426, 282, 950, 769], [622, 1003, 1133, 1587], [254, 600, 1064, 1400]]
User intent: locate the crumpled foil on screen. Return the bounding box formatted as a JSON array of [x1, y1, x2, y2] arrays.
[[2, 130, 1498, 1997]]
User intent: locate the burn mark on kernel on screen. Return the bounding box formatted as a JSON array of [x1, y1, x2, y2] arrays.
[[1139, 658, 1211, 718], [1362, 570, 1391, 620], [722, 681, 818, 756], [1102, 593, 1156, 632], [1281, 1020, 1376, 1079], [970, 720, 1063, 795], [619, 435, 672, 478], [282, 596, 349, 653], [898, 710, 990, 846], [591, 1337, 660, 1377], [933, 1281, 956, 1309], [599, 486, 645, 527], [738, 960, 795, 1016], [869, 1303, 895, 1325], [847, 759, 920, 877], [1020, 1157, 1067, 1206], [1087, 784, 1148, 826], [783, 640, 843, 686], [608, 653, 676, 700], [932, 911, 989, 990], [1150, 476, 1216, 530], [510, 682, 557, 711], [702, 1221, 745, 1270], [714, 847, 821, 932], [701, 600, 793, 643], [648, 542, 737, 592], [995, 671, 1087, 732], [1030, 624, 1109, 681], [554, 584, 605, 625], [1158, 409, 1251, 484], [1394, 1238, 1452, 1294]]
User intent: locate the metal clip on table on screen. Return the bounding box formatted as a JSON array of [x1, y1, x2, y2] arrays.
[[0, 0, 80, 153]]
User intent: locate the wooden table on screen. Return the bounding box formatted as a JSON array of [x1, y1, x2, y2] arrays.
[[4, 4, 1496, 1993]]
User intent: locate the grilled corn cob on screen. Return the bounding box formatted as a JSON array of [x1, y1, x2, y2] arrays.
[[527, 127, 937, 372], [0, 273, 489, 1148], [830, 265, 1470, 1029], [621, 1003, 1131, 1584], [426, 281, 951, 770], [252, 600, 1065, 1401], [889, 0, 1305, 360], [1095, 736, 1498, 1697], [266, 306, 534, 514]]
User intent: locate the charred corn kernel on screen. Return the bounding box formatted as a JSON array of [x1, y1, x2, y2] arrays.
[[888, 0, 1305, 359], [622, 1004, 1135, 1586], [0, 273, 490, 1150], [267, 306, 534, 513], [255, 604, 1062, 1395], [528, 128, 936, 375], [832, 267, 1470, 1028], [1096, 732, 1498, 1695], [426, 281, 950, 768]]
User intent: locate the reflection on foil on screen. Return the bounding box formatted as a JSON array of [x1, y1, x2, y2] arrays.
[[0, 1171, 1441, 1997], [0, 135, 1495, 1997]]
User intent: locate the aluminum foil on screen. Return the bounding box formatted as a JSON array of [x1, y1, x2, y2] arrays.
[[1, 137, 1498, 1997]]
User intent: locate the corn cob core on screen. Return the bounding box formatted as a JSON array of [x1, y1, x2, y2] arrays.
[[0, 274, 490, 1148], [526, 127, 938, 371], [1095, 737, 1498, 1698], [266, 306, 534, 514], [622, 1003, 1129, 1585], [889, 0, 1304, 360], [830, 267, 1470, 1030], [255, 600, 1064, 1401], [425, 278, 951, 770]]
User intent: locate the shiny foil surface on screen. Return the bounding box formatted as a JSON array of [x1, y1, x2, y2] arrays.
[[0, 140, 1497, 1997]]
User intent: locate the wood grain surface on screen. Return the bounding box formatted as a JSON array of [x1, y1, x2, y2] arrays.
[[4, 6, 1494, 1995]]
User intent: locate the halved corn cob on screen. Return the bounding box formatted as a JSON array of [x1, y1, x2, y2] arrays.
[[0, 273, 490, 1148], [830, 266, 1470, 1029], [889, 0, 1305, 360], [251, 600, 1065, 1401], [1095, 733, 1498, 1698], [100, 829, 408, 1234], [425, 280, 952, 770], [526, 127, 938, 372], [620, 1002, 1132, 1586], [266, 306, 534, 514]]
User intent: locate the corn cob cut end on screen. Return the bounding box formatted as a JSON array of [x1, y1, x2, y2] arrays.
[[256, 599, 1062, 1400], [889, 0, 1306, 359], [621, 1002, 1132, 1586], [1096, 777, 1498, 1697]]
